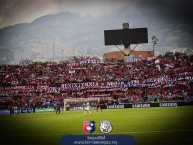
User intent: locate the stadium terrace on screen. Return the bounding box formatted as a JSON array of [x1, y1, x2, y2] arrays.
[[0, 53, 193, 111]]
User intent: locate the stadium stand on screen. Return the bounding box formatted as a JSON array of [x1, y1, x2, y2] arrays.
[[0, 52, 193, 110]]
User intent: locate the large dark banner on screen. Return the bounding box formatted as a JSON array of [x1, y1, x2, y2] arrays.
[[104, 28, 148, 45]]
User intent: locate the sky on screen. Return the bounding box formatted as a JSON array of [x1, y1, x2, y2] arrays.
[[0, 0, 193, 29], [0, 0, 193, 63]]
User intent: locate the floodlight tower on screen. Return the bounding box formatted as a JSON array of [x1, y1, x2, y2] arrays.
[[151, 36, 159, 56]]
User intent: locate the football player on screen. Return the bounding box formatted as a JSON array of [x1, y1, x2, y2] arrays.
[[56, 103, 61, 114], [96, 99, 102, 112], [83, 100, 92, 116]]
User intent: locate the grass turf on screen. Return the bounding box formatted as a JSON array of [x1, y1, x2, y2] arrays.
[[0, 106, 193, 145]]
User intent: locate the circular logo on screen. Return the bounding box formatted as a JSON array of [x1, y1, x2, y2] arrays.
[[100, 120, 112, 133]]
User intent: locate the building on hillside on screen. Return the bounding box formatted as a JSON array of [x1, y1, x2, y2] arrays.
[[103, 50, 154, 61]]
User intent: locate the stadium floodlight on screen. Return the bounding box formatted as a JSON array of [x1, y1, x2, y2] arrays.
[[152, 36, 159, 56]]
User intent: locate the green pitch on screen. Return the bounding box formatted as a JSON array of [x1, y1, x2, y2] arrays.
[[0, 106, 193, 145]]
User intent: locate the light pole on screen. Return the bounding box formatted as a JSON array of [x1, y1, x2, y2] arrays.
[[151, 36, 159, 56], [53, 42, 55, 61]]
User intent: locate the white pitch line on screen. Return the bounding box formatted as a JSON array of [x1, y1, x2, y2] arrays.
[[1, 130, 193, 136], [110, 130, 193, 134]]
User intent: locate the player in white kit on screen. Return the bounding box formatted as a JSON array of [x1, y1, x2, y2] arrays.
[[83, 100, 92, 116]]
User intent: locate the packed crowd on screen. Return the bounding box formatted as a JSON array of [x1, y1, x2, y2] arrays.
[[0, 52, 193, 109]]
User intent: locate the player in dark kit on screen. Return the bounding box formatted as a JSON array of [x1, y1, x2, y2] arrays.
[[56, 103, 61, 114], [96, 100, 102, 112]]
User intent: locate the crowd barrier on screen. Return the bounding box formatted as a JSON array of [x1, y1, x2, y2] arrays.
[[70, 101, 193, 110], [0, 108, 54, 115], [1, 101, 193, 114]]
